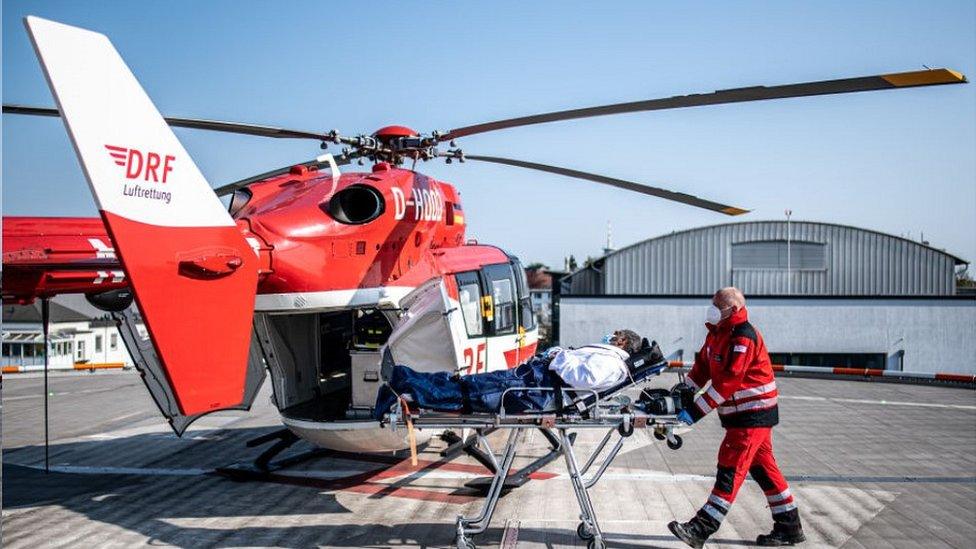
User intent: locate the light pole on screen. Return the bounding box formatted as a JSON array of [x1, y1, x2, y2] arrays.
[[785, 209, 793, 294]]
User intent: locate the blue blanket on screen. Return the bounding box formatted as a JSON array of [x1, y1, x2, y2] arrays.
[[374, 355, 562, 419]]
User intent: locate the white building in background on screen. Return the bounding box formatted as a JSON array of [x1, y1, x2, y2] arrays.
[[1, 300, 133, 368], [559, 221, 975, 375]]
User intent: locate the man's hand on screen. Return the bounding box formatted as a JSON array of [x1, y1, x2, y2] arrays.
[[677, 409, 695, 425], [671, 382, 697, 411]]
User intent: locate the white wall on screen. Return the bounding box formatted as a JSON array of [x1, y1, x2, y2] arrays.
[[560, 296, 976, 374], [2, 320, 134, 367], [83, 324, 129, 364]]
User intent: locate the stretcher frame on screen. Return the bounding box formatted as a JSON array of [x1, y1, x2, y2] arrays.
[[383, 385, 685, 549]]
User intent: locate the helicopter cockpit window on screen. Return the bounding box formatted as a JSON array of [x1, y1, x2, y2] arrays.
[[483, 263, 516, 334], [456, 272, 484, 337], [492, 278, 515, 333]]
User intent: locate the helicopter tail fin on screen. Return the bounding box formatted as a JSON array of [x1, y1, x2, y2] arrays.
[[26, 16, 259, 416]]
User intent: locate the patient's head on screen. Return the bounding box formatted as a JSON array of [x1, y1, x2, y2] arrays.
[[611, 329, 642, 354]]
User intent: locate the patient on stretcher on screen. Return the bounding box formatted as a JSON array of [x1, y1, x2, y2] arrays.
[[374, 329, 661, 418]]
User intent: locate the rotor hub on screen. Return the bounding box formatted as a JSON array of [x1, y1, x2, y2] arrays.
[[373, 125, 419, 144], [338, 125, 436, 166]]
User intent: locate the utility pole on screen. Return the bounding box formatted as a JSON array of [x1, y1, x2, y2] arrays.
[[42, 297, 50, 473], [603, 220, 614, 256], [785, 209, 793, 294]]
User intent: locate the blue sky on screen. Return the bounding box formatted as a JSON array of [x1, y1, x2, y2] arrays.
[[3, 1, 974, 270]]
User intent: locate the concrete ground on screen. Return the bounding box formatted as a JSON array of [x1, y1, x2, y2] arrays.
[[2, 370, 974, 548]]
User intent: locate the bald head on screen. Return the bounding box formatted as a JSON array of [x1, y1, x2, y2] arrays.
[[713, 287, 745, 309], [710, 287, 746, 322]]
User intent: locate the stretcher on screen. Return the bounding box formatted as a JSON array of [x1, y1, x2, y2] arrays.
[[380, 353, 686, 549]]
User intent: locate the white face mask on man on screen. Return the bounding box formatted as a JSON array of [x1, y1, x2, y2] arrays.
[[705, 304, 725, 325]]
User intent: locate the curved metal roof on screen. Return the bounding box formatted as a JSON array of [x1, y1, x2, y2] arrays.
[[566, 220, 966, 296], [606, 220, 968, 266]]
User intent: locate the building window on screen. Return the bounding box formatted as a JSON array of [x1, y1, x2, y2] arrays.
[[732, 240, 826, 270], [110, 333, 118, 351], [95, 335, 103, 353], [77, 340, 85, 360]]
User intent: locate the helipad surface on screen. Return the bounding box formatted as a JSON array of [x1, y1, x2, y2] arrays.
[[3, 371, 974, 548]]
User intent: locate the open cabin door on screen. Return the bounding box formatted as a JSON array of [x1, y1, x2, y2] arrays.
[[383, 278, 466, 374], [114, 305, 266, 435]]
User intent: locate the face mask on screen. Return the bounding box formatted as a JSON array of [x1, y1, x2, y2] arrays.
[[705, 305, 723, 325], [601, 333, 617, 345]]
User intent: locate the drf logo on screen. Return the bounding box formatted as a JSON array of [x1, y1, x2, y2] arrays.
[[104, 145, 175, 183]]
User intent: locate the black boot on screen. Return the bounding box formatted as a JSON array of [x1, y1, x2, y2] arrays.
[[756, 527, 806, 546], [757, 510, 805, 546], [668, 514, 718, 549]]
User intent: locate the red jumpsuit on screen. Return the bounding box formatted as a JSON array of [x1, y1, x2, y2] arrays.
[[686, 307, 800, 533]]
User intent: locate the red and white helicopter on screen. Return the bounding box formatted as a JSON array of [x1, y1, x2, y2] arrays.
[[2, 17, 966, 456]]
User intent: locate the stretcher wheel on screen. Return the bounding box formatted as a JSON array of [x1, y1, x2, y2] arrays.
[[454, 536, 476, 549], [653, 430, 666, 441], [617, 421, 634, 437], [577, 522, 594, 541], [667, 434, 683, 450], [587, 538, 606, 549]]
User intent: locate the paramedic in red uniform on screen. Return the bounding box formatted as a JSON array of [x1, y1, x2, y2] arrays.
[[669, 287, 805, 548]]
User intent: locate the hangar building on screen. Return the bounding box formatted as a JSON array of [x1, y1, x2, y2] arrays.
[[558, 221, 975, 374]]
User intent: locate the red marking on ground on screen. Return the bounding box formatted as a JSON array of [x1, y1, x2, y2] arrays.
[[345, 481, 478, 504], [262, 451, 556, 503], [373, 456, 556, 479], [324, 447, 556, 480]]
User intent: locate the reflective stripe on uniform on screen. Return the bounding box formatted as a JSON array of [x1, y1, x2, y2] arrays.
[[766, 488, 792, 504], [718, 395, 778, 415], [694, 395, 713, 415], [706, 386, 726, 406], [770, 501, 798, 514], [732, 381, 777, 400], [708, 493, 731, 511], [701, 503, 726, 523]]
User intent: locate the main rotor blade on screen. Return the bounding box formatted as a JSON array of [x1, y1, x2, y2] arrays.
[[3, 104, 335, 141], [454, 154, 748, 215], [213, 155, 354, 196], [440, 68, 966, 141]]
